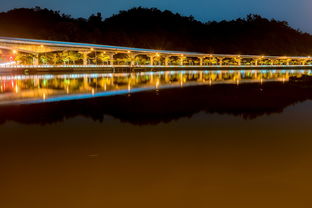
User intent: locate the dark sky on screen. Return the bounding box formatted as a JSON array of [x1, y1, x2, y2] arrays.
[[1, 0, 312, 33]]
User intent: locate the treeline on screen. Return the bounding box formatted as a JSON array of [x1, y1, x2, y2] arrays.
[[0, 6, 312, 56]]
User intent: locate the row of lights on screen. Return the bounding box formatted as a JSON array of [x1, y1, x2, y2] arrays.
[[6, 46, 312, 61]]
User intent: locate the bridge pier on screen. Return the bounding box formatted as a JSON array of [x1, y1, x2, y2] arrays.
[[236, 57, 241, 66], [165, 56, 170, 66], [149, 56, 154, 66], [199, 57, 203, 66], [33, 54, 39, 65], [109, 55, 114, 65], [81, 52, 89, 65], [129, 54, 136, 67], [218, 58, 224, 66], [179, 56, 185, 66]]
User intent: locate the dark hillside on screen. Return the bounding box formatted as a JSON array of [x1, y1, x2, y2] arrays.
[[0, 7, 311, 55]]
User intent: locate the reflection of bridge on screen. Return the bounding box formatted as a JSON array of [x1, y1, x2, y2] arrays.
[[0, 70, 311, 104], [0, 36, 312, 68]]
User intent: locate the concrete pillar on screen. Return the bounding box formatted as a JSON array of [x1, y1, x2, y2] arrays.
[[129, 54, 135, 67], [33, 54, 39, 65], [218, 58, 224, 66], [179, 56, 185, 66], [255, 59, 259, 66], [82, 52, 88, 65], [109, 55, 114, 65], [165, 57, 170, 66], [237, 58, 241, 66], [199, 57, 203, 66], [150, 56, 154, 66]]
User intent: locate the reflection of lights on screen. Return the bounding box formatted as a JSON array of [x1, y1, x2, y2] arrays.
[[12, 50, 17, 54], [43, 93, 46, 100], [156, 80, 160, 89], [0, 61, 16, 66], [0, 70, 311, 104]]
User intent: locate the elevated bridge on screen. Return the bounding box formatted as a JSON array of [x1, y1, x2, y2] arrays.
[[0, 36, 311, 69]]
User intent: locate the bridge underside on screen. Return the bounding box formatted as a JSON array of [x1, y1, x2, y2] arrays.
[[0, 37, 312, 68]]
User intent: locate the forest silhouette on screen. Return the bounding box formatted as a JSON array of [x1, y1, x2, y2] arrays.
[[0, 7, 312, 56]]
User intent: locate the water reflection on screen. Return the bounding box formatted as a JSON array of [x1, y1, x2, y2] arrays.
[[2, 70, 312, 208], [1, 69, 312, 125], [0, 69, 310, 104]]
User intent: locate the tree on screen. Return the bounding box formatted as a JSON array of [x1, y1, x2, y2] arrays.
[[15, 53, 33, 65], [67, 51, 82, 64], [97, 53, 110, 64], [60, 51, 70, 64], [1, 7, 312, 56]]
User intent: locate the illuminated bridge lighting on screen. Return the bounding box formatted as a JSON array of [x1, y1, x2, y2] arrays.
[[0, 37, 311, 70]]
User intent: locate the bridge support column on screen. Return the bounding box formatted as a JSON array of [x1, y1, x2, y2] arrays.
[[149, 56, 154, 66], [199, 57, 203, 66], [33, 54, 39, 65], [179, 56, 185, 66], [165, 56, 170, 66], [237, 58, 241, 66], [129, 54, 136, 67], [109, 54, 114, 65], [81, 52, 89, 65], [218, 58, 224, 66]]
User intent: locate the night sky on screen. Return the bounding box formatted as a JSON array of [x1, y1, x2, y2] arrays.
[[1, 0, 311, 33]]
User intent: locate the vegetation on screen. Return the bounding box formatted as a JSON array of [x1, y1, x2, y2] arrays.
[[0, 7, 312, 56]]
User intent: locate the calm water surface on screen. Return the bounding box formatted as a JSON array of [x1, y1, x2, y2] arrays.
[[1, 69, 312, 208]]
